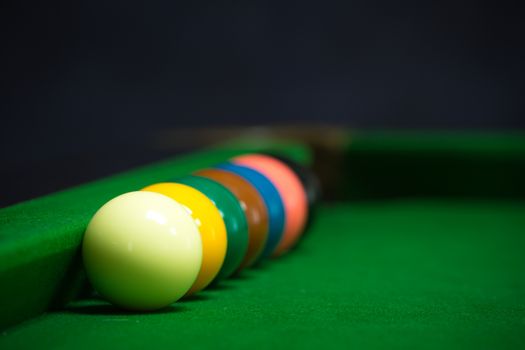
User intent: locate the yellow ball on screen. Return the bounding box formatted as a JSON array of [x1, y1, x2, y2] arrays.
[[142, 183, 228, 295], [82, 191, 202, 310]]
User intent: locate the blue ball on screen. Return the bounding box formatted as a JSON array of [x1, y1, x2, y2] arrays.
[[217, 162, 286, 260]]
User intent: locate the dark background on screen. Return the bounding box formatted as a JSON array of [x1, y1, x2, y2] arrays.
[[1, 0, 524, 206]]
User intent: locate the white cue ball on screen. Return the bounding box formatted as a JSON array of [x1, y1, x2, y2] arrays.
[[82, 191, 202, 310]]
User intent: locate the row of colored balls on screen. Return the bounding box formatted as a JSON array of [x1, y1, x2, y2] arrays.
[[82, 153, 320, 311]]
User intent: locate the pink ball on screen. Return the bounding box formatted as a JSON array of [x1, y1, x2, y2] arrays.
[[233, 154, 308, 255]]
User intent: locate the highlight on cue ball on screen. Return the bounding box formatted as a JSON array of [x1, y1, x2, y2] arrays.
[[141, 182, 227, 296], [82, 191, 203, 311]]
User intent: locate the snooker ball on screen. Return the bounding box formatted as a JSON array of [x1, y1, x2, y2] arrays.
[[216, 162, 285, 260], [176, 175, 249, 280], [261, 153, 322, 236], [82, 191, 202, 311], [262, 153, 322, 209], [233, 154, 308, 256], [142, 183, 227, 295], [195, 168, 269, 270]]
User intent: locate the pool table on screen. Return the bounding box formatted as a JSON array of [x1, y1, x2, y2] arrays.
[[1, 130, 524, 349]]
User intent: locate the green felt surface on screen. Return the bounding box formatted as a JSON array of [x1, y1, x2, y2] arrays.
[[1, 200, 524, 349], [0, 141, 310, 329]]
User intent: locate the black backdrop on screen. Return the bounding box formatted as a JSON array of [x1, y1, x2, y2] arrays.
[[1, 1, 524, 205]]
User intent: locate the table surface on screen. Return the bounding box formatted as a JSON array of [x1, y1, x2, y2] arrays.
[[1, 199, 524, 349]]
